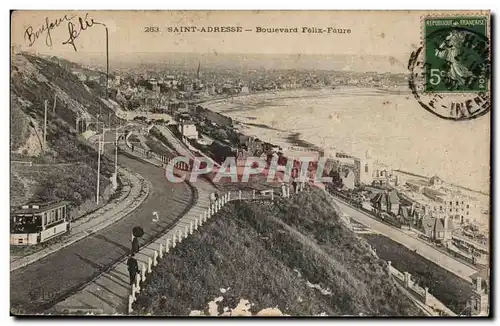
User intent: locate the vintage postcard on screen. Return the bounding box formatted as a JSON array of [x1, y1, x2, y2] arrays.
[[10, 10, 490, 317]]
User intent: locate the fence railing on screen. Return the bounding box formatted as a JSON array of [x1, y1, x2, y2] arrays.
[[127, 181, 307, 314], [387, 261, 429, 305]]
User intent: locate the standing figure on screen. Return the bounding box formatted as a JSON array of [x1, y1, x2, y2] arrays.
[[131, 236, 140, 255], [127, 253, 139, 285], [209, 192, 216, 206]]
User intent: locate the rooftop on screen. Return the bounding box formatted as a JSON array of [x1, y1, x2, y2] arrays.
[[407, 179, 429, 186], [11, 201, 70, 215]]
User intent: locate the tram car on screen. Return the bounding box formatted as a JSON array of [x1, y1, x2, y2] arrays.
[[10, 201, 71, 245]]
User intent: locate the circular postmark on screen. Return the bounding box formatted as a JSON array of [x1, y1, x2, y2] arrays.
[[408, 19, 490, 121]]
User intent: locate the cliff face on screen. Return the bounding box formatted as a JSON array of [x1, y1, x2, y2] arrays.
[[10, 53, 116, 208], [134, 189, 422, 316]]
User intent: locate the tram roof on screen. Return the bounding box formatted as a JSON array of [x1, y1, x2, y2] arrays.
[[11, 201, 70, 215]]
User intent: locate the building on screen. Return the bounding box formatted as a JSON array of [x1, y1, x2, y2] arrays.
[[178, 121, 198, 140], [341, 168, 356, 190], [371, 191, 400, 215], [149, 78, 158, 87], [358, 149, 373, 185], [403, 175, 481, 225], [422, 187, 480, 224], [406, 179, 429, 193], [420, 216, 455, 242], [11, 201, 70, 245], [324, 148, 373, 186], [469, 270, 489, 315], [372, 164, 399, 187]]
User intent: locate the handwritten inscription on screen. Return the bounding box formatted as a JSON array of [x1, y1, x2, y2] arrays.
[[24, 14, 76, 47], [62, 13, 105, 52], [23, 13, 104, 52]]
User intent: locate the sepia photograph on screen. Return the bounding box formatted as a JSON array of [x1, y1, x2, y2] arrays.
[[9, 9, 491, 317]]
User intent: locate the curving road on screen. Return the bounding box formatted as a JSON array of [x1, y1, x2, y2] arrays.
[[10, 148, 195, 314]]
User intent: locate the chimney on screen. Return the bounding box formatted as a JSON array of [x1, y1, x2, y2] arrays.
[[476, 276, 482, 292]]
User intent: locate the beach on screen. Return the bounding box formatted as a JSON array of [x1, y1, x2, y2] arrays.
[[203, 87, 490, 195]]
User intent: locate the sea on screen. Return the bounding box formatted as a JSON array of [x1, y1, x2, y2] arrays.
[[203, 87, 490, 195]]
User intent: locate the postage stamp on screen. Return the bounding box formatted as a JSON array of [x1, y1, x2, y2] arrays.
[[423, 17, 489, 93], [408, 14, 490, 121]]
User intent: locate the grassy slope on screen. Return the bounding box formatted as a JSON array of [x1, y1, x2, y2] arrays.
[[134, 189, 422, 316], [10, 53, 115, 208]]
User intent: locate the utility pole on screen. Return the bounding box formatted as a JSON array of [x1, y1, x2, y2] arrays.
[[96, 135, 102, 205], [115, 128, 118, 177], [52, 94, 57, 115], [44, 100, 48, 150], [99, 126, 124, 191], [105, 25, 109, 98]]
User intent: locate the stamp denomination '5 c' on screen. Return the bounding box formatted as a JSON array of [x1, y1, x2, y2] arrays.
[[423, 17, 489, 93]]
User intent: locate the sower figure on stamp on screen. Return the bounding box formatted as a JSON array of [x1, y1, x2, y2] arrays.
[[127, 253, 139, 285]]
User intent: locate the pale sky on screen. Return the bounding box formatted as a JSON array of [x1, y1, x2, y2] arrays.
[[11, 10, 443, 60]]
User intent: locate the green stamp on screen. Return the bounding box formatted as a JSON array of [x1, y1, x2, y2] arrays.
[[424, 17, 489, 93]]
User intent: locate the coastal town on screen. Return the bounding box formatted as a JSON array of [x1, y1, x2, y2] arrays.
[[10, 10, 491, 318]]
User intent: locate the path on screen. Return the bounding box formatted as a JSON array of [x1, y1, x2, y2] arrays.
[[51, 144, 216, 314], [332, 198, 477, 281]]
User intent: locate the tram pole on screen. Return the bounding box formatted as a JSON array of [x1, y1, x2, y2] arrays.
[[96, 135, 101, 205]]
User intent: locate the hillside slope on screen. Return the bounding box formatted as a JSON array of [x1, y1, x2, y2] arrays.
[[10, 53, 119, 210], [134, 189, 422, 316]]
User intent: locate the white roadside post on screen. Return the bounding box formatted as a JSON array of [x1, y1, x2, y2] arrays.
[[172, 234, 176, 248], [159, 244, 164, 259], [128, 295, 134, 314], [153, 250, 158, 266], [147, 257, 152, 273], [141, 263, 146, 282], [194, 217, 198, 230], [166, 238, 171, 253], [228, 192, 231, 201], [178, 229, 183, 242], [253, 190, 256, 199], [204, 211, 208, 222], [135, 274, 141, 292], [131, 284, 137, 301], [190, 221, 193, 234], [184, 225, 188, 238], [239, 190, 242, 200]]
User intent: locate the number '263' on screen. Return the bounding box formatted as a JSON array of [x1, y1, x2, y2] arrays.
[[144, 27, 160, 32]]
